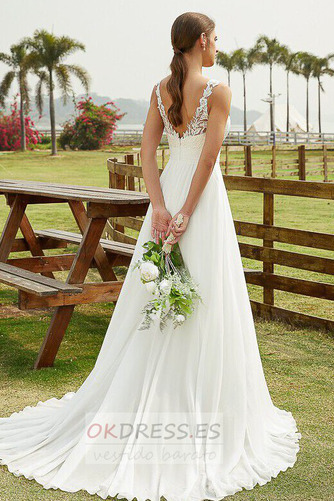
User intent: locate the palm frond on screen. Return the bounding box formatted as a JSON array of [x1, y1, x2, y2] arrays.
[[65, 63, 90, 93], [0, 52, 13, 66], [55, 64, 72, 105], [56, 36, 86, 61], [0, 71, 16, 107], [35, 70, 49, 114]]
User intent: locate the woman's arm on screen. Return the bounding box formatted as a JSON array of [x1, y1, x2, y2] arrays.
[[166, 83, 232, 244], [140, 84, 172, 244]]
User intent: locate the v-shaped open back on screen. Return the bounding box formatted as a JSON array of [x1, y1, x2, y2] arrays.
[[156, 78, 220, 140]]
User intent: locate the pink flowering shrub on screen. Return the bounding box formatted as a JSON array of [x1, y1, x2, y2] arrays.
[[59, 97, 125, 150], [0, 96, 41, 151]]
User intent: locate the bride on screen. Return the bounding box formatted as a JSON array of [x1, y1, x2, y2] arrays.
[[0, 11, 301, 501]]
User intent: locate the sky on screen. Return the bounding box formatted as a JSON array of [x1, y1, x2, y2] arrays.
[[1, 0, 334, 129]]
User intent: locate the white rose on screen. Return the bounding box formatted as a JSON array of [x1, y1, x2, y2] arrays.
[[140, 261, 159, 282], [159, 278, 172, 294], [175, 314, 185, 324], [146, 281, 157, 294]]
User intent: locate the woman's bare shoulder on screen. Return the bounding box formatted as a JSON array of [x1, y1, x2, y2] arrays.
[[159, 74, 223, 88], [212, 80, 232, 96], [210, 81, 232, 107], [156, 76, 231, 106]]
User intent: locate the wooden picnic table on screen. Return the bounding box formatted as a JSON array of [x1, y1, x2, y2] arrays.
[[0, 179, 150, 369]]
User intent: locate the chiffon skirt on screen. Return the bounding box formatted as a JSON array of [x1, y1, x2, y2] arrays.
[[0, 146, 301, 500]]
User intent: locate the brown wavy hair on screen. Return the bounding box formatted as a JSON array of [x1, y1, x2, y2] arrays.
[[167, 12, 215, 128]]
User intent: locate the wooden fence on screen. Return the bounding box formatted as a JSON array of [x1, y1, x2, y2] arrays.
[[107, 154, 334, 332], [223, 144, 334, 181], [115, 144, 334, 182]]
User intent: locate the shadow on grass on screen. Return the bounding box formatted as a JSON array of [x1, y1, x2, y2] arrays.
[[0, 308, 113, 385]]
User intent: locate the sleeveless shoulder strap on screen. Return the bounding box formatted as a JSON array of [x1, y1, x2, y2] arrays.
[[204, 79, 220, 99]]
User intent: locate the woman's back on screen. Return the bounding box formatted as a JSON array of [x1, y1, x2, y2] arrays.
[[155, 76, 231, 145]]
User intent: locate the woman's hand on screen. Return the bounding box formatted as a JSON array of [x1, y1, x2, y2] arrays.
[[151, 206, 173, 244], [165, 211, 190, 245]]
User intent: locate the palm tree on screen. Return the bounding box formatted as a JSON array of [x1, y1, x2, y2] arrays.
[[254, 35, 285, 133], [311, 54, 334, 134], [232, 47, 259, 132], [216, 50, 235, 86], [23, 29, 90, 155], [0, 43, 33, 151], [278, 46, 300, 135], [296, 52, 317, 133]]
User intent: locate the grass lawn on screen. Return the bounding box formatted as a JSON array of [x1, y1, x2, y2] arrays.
[[0, 148, 333, 500]]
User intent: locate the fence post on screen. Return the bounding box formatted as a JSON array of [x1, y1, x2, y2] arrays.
[[225, 145, 229, 175], [112, 155, 129, 235], [161, 148, 165, 170], [244, 145, 252, 176], [298, 145, 306, 180], [323, 144, 328, 182], [263, 192, 274, 306], [108, 157, 118, 189], [125, 154, 135, 191]]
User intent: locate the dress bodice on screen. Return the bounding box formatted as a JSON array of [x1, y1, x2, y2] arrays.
[[155, 78, 231, 158]]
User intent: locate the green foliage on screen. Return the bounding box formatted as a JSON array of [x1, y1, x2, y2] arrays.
[[141, 239, 183, 275], [132, 239, 201, 331], [39, 134, 51, 145], [59, 96, 125, 150]]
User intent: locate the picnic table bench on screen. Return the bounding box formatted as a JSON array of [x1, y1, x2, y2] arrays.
[[0, 262, 82, 296], [0, 179, 149, 369]]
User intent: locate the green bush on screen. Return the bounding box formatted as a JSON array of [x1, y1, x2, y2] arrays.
[[59, 97, 125, 150]]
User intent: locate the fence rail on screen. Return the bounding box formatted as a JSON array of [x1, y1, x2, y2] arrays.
[[107, 154, 334, 332], [109, 129, 334, 146], [116, 144, 334, 182], [224, 144, 334, 182]]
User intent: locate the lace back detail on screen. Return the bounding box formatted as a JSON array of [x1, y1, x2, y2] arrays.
[[155, 79, 220, 140]]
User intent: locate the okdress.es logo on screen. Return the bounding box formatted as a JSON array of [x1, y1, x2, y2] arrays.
[[83, 411, 233, 466]]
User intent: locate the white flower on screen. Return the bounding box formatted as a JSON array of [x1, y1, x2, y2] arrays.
[[140, 261, 159, 282], [159, 278, 172, 294], [145, 281, 157, 294], [149, 309, 162, 321], [175, 314, 186, 324]]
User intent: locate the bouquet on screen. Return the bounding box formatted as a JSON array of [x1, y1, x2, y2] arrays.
[[131, 213, 202, 332]]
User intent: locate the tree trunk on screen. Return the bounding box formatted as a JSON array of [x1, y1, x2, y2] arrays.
[[243, 72, 247, 132], [269, 64, 274, 133], [286, 70, 290, 136], [49, 70, 57, 156], [19, 74, 26, 152], [228, 71, 231, 87], [306, 78, 309, 133], [318, 78, 321, 135]]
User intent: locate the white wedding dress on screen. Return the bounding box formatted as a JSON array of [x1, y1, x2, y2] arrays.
[[0, 78, 301, 501]]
